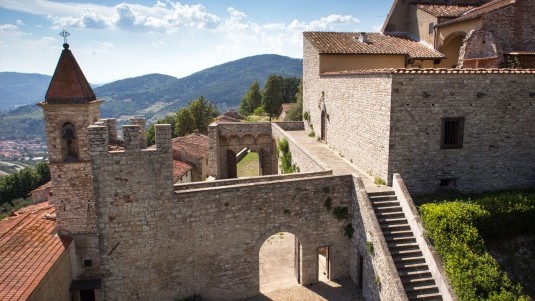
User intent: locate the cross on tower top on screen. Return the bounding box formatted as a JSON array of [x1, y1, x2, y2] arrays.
[[60, 29, 70, 48]]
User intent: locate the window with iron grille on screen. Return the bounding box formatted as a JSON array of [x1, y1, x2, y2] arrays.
[[441, 117, 464, 149]]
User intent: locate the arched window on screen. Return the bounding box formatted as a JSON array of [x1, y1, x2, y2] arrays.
[[61, 122, 79, 161]]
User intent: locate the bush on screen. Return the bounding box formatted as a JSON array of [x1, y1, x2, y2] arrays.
[[421, 201, 529, 301]]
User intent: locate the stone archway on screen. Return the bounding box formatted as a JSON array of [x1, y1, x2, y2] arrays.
[[208, 123, 278, 179], [436, 32, 467, 68]]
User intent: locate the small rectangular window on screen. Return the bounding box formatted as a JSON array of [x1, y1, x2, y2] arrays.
[[429, 22, 435, 35], [441, 117, 464, 149], [82, 259, 93, 267]]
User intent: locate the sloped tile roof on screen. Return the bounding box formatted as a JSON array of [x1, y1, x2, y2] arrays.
[[304, 32, 444, 59], [172, 160, 193, 182], [45, 44, 96, 104], [438, 0, 515, 27], [322, 68, 535, 75], [0, 203, 71, 301], [171, 132, 209, 160], [221, 110, 245, 120], [215, 115, 243, 123], [30, 181, 52, 193], [416, 4, 475, 18]]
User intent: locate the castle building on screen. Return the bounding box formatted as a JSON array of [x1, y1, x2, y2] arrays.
[[0, 1, 533, 301], [303, 0, 535, 194]]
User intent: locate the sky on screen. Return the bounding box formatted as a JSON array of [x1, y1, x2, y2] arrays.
[[0, 0, 392, 83]]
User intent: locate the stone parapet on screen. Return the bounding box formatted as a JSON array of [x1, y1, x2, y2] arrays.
[[352, 175, 407, 301], [392, 174, 457, 301]]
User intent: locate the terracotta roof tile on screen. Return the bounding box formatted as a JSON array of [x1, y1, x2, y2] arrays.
[[438, 0, 515, 27], [0, 203, 71, 301], [30, 181, 52, 193], [416, 4, 475, 18], [322, 68, 535, 75], [221, 110, 245, 120], [172, 160, 193, 182], [215, 115, 243, 123], [45, 44, 96, 104], [304, 32, 444, 59], [171, 133, 209, 160]]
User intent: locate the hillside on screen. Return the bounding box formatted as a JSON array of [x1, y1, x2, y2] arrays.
[[0, 54, 302, 139], [96, 54, 303, 120], [0, 73, 52, 111]]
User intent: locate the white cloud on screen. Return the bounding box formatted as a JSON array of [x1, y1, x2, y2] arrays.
[[0, 24, 18, 31], [16, 20, 24, 26], [288, 14, 359, 31]]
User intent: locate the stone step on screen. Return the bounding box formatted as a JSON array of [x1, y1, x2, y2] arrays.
[[379, 217, 408, 225], [372, 200, 400, 207], [405, 285, 440, 296], [367, 191, 396, 197], [385, 235, 416, 244], [370, 195, 399, 202], [376, 211, 405, 219], [392, 248, 423, 257], [388, 242, 419, 250], [375, 206, 403, 213], [402, 277, 437, 287], [396, 262, 429, 272], [394, 255, 426, 265], [381, 224, 411, 232], [383, 229, 414, 238], [399, 270, 433, 280], [407, 292, 443, 301]]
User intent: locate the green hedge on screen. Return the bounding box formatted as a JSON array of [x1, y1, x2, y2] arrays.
[[421, 201, 529, 301], [468, 191, 535, 239]]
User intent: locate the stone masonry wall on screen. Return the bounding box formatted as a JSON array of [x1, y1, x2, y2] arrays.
[[304, 38, 393, 182], [27, 247, 72, 301], [351, 176, 407, 301], [91, 125, 354, 301], [89, 124, 175, 300], [271, 123, 330, 173], [389, 73, 535, 194]]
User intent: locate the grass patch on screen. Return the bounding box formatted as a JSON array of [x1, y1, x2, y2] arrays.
[[236, 152, 259, 177]]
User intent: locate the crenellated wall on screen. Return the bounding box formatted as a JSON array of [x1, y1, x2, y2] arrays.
[[89, 123, 354, 301]]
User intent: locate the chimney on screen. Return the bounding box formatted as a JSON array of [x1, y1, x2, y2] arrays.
[[358, 33, 368, 44]]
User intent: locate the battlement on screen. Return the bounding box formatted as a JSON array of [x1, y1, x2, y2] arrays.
[[88, 121, 171, 155]]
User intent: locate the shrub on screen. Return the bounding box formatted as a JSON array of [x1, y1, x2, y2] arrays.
[[421, 201, 528, 301], [374, 176, 386, 186]]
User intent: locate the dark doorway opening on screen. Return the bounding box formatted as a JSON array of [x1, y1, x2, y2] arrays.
[[321, 110, 326, 141], [226, 149, 237, 178], [80, 289, 96, 301], [358, 254, 364, 290]]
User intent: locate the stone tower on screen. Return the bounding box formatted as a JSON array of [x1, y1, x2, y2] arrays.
[[38, 42, 102, 277]]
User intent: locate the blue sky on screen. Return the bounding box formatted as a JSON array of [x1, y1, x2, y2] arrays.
[[0, 0, 392, 83]]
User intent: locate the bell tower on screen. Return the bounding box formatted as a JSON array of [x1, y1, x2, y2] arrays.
[[38, 37, 102, 277]]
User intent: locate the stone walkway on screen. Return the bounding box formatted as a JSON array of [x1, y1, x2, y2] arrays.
[[285, 130, 391, 193]]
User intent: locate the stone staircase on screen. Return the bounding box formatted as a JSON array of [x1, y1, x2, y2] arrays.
[[368, 190, 443, 301]]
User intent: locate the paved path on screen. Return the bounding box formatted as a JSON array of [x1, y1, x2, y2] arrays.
[[285, 131, 392, 193]]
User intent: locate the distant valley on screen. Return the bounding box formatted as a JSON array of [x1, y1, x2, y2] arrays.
[[0, 54, 302, 140]]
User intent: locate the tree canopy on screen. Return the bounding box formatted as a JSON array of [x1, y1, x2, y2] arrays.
[[261, 75, 284, 120], [146, 96, 219, 145]]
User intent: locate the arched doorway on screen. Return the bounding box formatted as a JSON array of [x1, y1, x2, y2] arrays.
[[320, 110, 326, 141], [437, 33, 466, 68], [226, 149, 237, 178], [237, 149, 262, 177], [259, 232, 301, 293]]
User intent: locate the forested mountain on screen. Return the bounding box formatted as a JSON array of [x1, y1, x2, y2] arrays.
[[0, 54, 302, 139], [0, 73, 52, 111], [95, 54, 302, 119]]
